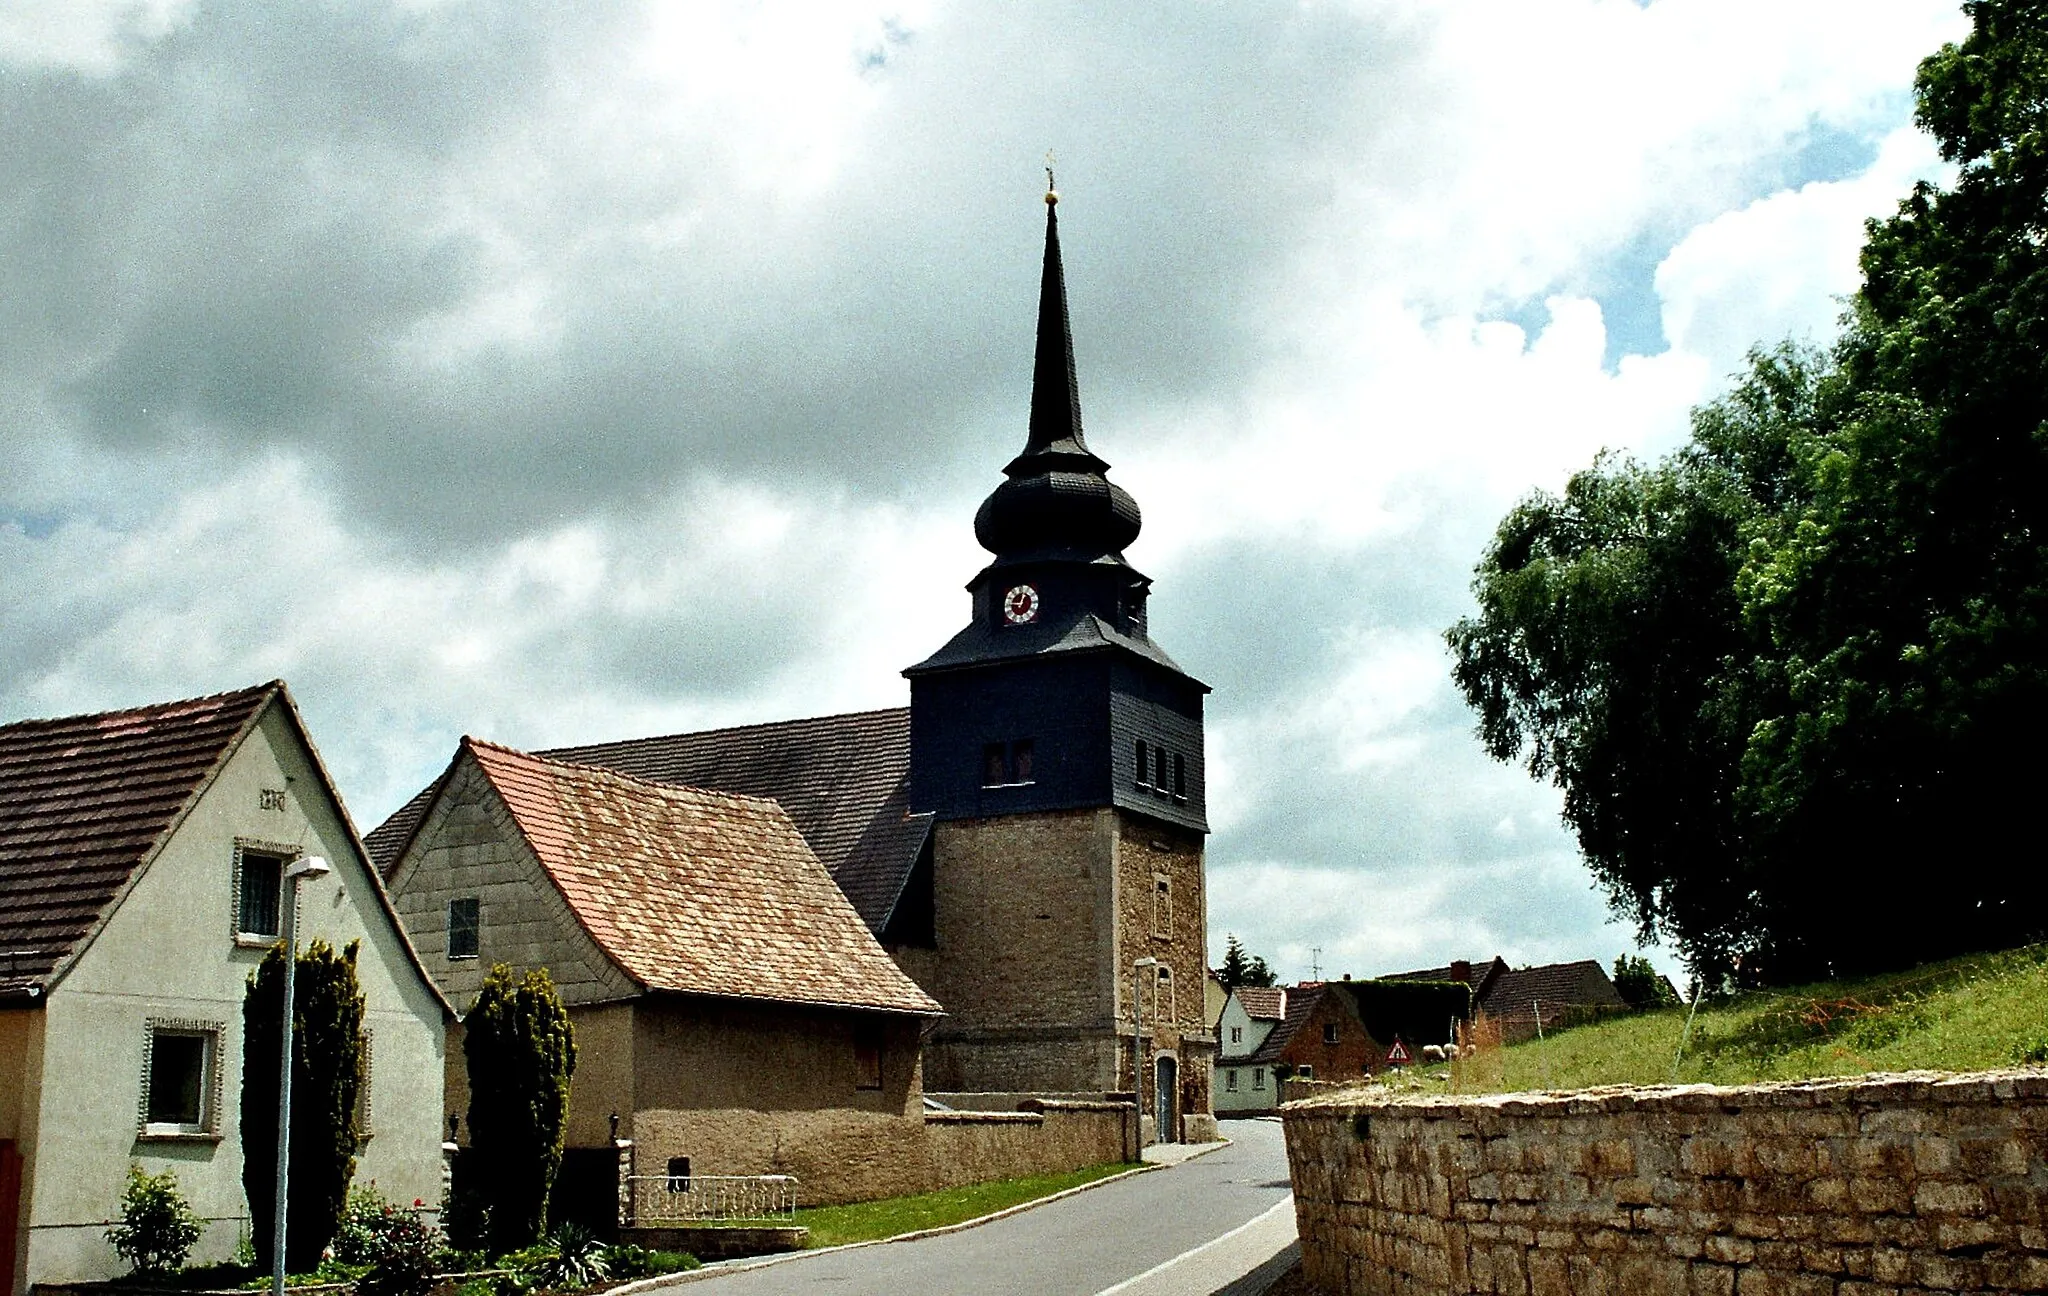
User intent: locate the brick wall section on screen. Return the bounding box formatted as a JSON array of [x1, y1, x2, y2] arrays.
[[1283, 1069, 2048, 1296], [1115, 814, 1213, 1124]]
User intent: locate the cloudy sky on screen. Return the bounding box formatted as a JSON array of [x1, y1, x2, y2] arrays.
[[1, 0, 1967, 984]]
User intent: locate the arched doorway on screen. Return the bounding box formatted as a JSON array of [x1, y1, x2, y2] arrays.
[[1154, 1054, 1179, 1143]]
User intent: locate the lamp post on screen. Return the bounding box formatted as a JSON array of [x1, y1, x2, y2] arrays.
[[1131, 956, 1159, 1143], [272, 855, 329, 1296]]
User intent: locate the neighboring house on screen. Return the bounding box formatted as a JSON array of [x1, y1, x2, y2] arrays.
[[379, 738, 944, 1211], [1386, 956, 1629, 1043], [1214, 987, 1286, 1115], [0, 683, 449, 1296]]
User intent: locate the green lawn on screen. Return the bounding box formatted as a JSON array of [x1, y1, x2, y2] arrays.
[[1436, 943, 2048, 1094], [790, 1162, 1138, 1248]]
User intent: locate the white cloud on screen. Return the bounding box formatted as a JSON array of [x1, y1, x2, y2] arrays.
[[0, 0, 190, 74], [1658, 125, 1952, 376]]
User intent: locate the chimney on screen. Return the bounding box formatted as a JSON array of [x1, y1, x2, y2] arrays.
[[1450, 960, 1473, 986]]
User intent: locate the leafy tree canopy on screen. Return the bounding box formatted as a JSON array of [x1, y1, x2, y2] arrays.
[[1450, 0, 2048, 985]]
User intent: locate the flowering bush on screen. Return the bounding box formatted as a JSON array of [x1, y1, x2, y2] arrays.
[[106, 1165, 205, 1277]]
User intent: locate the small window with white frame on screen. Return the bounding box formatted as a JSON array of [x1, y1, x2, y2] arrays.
[[1225, 1068, 1239, 1092], [1230, 1025, 1242, 1045], [1252, 1067, 1266, 1090], [140, 1019, 224, 1138]]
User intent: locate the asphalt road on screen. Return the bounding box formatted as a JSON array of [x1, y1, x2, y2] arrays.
[[667, 1119, 1295, 1296]]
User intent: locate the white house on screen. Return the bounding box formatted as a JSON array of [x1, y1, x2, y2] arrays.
[[1213, 986, 1286, 1115], [0, 683, 450, 1294]]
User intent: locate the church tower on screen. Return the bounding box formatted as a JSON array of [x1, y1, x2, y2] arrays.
[[905, 186, 1214, 1137]]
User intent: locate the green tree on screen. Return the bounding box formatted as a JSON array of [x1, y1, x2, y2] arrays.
[[242, 939, 366, 1273], [464, 965, 577, 1253], [1612, 955, 1680, 1010], [1449, 0, 2048, 983], [1217, 935, 1278, 989]]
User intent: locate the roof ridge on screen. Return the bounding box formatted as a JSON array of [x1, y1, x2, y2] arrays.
[[538, 705, 909, 752], [0, 680, 283, 735], [465, 736, 791, 817]]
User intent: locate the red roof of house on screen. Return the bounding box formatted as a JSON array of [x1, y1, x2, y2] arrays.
[[1235, 986, 1287, 1021], [369, 709, 930, 939], [0, 683, 277, 999], [462, 738, 940, 1017]]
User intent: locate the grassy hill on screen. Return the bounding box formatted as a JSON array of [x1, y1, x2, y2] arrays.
[[1441, 944, 2048, 1094]]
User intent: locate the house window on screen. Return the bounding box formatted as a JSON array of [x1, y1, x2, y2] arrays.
[[1173, 755, 1186, 802], [140, 1020, 222, 1137], [1152, 875, 1172, 936], [1299, 1064, 1314, 1079], [1225, 1069, 1239, 1092], [448, 897, 480, 959], [981, 740, 1035, 787], [1323, 1022, 1339, 1045], [234, 845, 289, 939], [1230, 1025, 1242, 1045], [1252, 1068, 1266, 1090], [666, 1157, 692, 1193], [1135, 741, 1150, 791], [854, 1025, 883, 1091]]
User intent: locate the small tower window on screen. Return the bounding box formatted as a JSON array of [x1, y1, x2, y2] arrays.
[[981, 740, 1036, 787], [1173, 754, 1186, 802], [1135, 741, 1150, 791], [1154, 747, 1169, 796], [1153, 874, 1172, 935]]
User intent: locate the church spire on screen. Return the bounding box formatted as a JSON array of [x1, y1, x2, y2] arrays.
[[1025, 183, 1089, 460], [972, 184, 1141, 564]]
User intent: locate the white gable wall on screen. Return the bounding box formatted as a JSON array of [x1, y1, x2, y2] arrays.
[[21, 702, 446, 1290]]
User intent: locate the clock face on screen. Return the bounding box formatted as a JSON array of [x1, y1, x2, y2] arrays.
[[1002, 584, 1041, 625]]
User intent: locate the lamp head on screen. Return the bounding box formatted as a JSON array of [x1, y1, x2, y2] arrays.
[[284, 855, 330, 882]]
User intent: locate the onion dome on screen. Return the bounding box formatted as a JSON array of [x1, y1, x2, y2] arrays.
[[973, 196, 1142, 562]]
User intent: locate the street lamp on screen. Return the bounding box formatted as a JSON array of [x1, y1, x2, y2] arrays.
[[1131, 956, 1159, 1140], [272, 855, 330, 1296]]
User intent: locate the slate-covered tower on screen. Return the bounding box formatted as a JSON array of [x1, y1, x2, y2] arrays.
[[905, 189, 1214, 1136]]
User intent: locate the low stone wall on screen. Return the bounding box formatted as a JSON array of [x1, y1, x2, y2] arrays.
[[1284, 1069, 2048, 1295], [924, 1100, 1137, 1190]]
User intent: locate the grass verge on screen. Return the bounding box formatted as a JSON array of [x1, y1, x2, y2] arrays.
[[1439, 943, 2048, 1094], [789, 1162, 1137, 1248]]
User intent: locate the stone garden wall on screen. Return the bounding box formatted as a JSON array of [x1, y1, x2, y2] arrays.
[[1283, 1070, 2048, 1295]]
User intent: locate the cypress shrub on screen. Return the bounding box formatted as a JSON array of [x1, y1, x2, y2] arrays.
[[242, 939, 366, 1272], [463, 965, 577, 1253]]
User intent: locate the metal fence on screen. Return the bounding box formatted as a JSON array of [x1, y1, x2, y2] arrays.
[[625, 1174, 798, 1225]]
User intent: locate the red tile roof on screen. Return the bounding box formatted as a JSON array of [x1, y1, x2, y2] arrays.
[[0, 683, 276, 998], [463, 739, 940, 1017], [1235, 986, 1286, 1021], [369, 709, 930, 939]]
